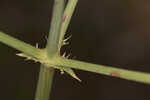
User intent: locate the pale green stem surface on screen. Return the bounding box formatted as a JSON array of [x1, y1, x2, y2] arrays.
[[1, 30, 150, 85], [55, 57, 150, 84], [35, 0, 65, 100], [35, 65, 54, 100], [0, 31, 41, 58], [58, 0, 78, 51], [46, 0, 65, 57], [0, 1, 150, 100]]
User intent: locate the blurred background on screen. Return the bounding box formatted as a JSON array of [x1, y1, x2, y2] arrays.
[[0, 0, 150, 100]]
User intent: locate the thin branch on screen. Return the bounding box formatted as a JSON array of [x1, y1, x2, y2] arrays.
[[0, 31, 41, 58], [35, 0, 65, 100], [46, 0, 65, 58], [54, 57, 150, 84], [35, 65, 54, 100], [58, 0, 78, 52]]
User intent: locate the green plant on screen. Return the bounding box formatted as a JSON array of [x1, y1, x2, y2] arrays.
[[1, 0, 150, 100]]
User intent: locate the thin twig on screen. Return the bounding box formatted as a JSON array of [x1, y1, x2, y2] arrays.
[[35, 0, 65, 100], [54, 57, 150, 84]]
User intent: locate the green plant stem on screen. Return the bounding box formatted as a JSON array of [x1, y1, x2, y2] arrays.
[[55, 57, 150, 84], [35, 0, 65, 100], [35, 65, 54, 100], [0, 32, 41, 58], [1, 30, 150, 85], [0, 0, 150, 90], [58, 0, 78, 51], [46, 0, 65, 57]]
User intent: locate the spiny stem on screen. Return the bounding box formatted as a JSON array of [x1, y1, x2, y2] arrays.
[[0, 0, 150, 98], [1, 29, 150, 84], [1, 26, 150, 85], [46, 0, 65, 58], [58, 0, 78, 51], [35, 0, 65, 100], [55, 57, 150, 84], [0, 31, 41, 58]]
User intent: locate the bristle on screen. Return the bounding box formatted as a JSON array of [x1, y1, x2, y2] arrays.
[[36, 43, 39, 48]]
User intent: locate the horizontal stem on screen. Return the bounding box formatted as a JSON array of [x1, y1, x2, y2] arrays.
[[0, 32, 41, 58], [1, 31, 150, 84], [55, 57, 150, 84]]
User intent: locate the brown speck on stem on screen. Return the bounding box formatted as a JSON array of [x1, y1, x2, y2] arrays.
[[62, 14, 66, 23], [110, 72, 120, 78]]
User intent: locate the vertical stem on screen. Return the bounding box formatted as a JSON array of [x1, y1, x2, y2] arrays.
[[35, 0, 65, 100], [46, 0, 65, 57], [35, 66, 54, 100], [58, 0, 78, 51]]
